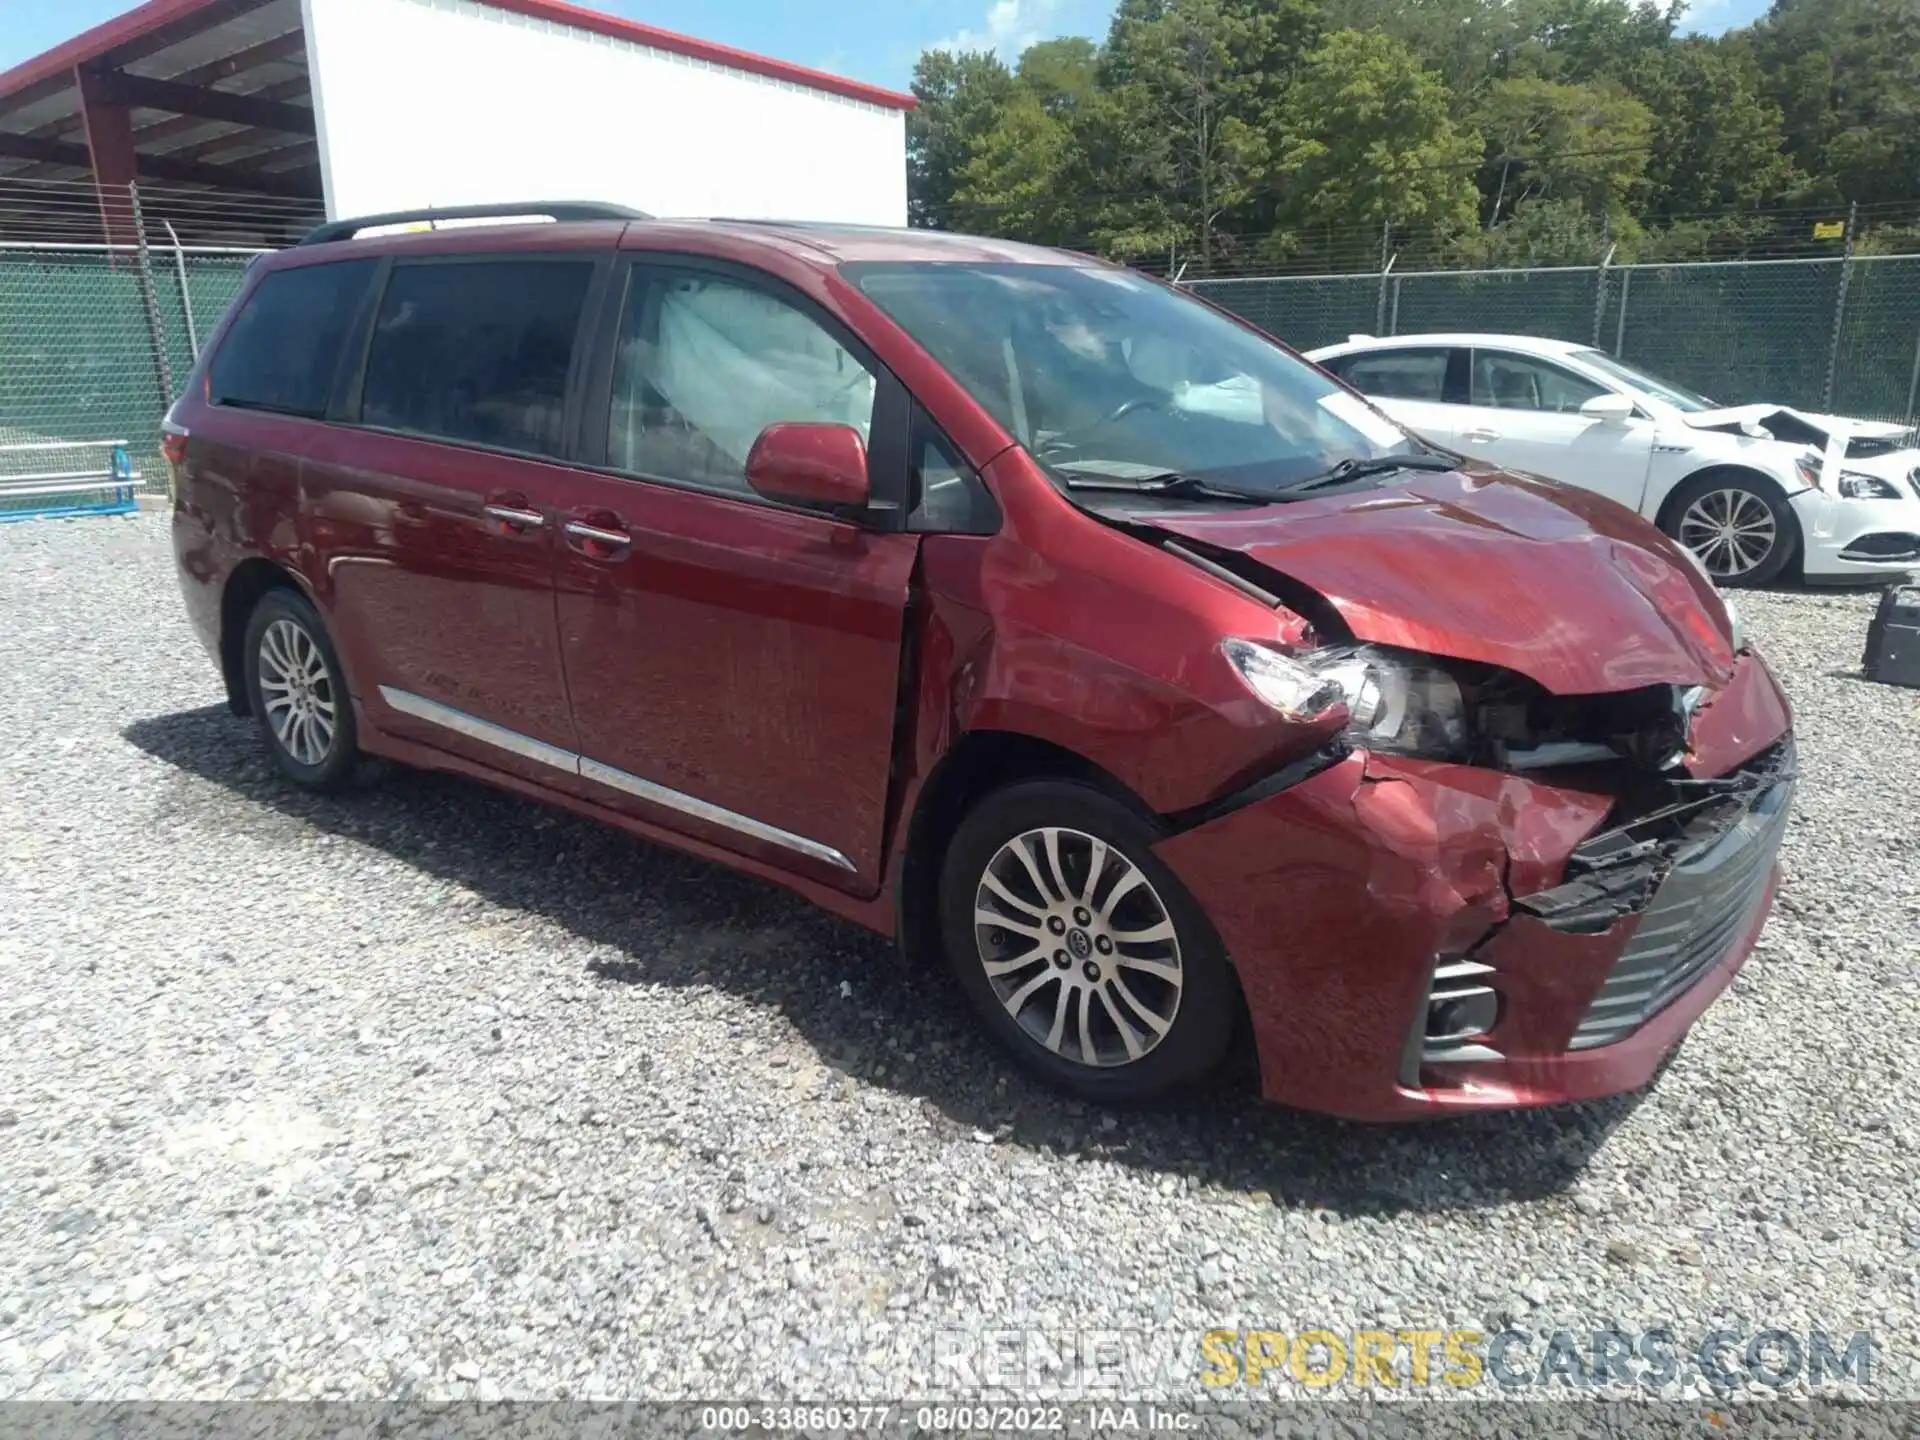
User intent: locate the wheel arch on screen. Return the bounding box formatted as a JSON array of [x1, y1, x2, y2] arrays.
[[218, 558, 305, 716], [893, 729, 1153, 971]]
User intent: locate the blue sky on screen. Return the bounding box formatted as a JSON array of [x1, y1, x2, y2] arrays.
[[1, 0, 1770, 93]]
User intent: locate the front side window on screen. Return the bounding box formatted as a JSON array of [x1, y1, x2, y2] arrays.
[[208, 259, 377, 417], [359, 260, 593, 458], [847, 262, 1415, 500], [1334, 348, 1452, 403], [1570, 349, 1716, 412], [1469, 351, 1607, 414], [609, 271, 877, 496]]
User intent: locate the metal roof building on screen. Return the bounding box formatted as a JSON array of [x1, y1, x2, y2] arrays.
[[0, 0, 916, 245]]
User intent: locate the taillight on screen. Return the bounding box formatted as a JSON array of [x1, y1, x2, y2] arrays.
[[161, 421, 188, 501]]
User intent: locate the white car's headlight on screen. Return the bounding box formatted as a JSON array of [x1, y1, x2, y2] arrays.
[[1837, 469, 1901, 500], [1222, 640, 1467, 755]]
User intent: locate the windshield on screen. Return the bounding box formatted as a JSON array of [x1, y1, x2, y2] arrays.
[[1570, 349, 1717, 412], [846, 262, 1418, 496]]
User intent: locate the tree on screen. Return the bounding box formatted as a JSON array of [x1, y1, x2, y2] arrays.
[[952, 90, 1078, 242], [1503, 0, 1676, 84], [1016, 37, 1099, 117], [1754, 0, 1920, 207], [898, 0, 1919, 265], [1449, 195, 1617, 264], [906, 50, 1016, 228], [1266, 30, 1482, 247], [1624, 37, 1797, 219], [1089, 0, 1274, 264], [1474, 76, 1655, 228], [1317, 0, 1527, 96]]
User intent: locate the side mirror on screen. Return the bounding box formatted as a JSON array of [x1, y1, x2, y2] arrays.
[[1580, 393, 1636, 423], [745, 422, 870, 514]]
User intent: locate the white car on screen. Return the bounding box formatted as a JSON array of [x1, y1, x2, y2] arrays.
[[1305, 332, 1920, 587]]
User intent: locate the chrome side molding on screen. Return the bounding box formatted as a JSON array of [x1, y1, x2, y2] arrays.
[[376, 686, 856, 873]]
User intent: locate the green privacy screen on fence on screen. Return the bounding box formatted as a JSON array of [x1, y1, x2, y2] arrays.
[[1193, 254, 1920, 423], [5, 247, 1920, 495], [0, 248, 255, 491]]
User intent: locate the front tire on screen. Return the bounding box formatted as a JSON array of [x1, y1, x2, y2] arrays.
[[242, 588, 358, 790], [938, 780, 1236, 1102], [1664, 473, 1799, 588]]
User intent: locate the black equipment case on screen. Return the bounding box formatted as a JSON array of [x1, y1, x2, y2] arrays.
[[1862, 584, 1920, 688]]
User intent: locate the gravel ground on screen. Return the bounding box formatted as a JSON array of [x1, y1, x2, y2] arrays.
[[0, 510, 1916, 1406]]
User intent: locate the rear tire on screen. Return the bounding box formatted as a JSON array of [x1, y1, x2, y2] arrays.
[[242, 588, 358, 791], [1663, 472, 1799, 588], [938, 780, 1236, 1102]]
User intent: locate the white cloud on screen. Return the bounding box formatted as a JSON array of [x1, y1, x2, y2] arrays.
[[929, 0, 1062, 62]]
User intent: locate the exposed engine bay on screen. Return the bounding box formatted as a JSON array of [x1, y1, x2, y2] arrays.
[[1462, 668, 1703, 774]]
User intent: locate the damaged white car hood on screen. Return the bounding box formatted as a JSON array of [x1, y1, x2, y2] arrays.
[[1681, 404, 1915, 446]]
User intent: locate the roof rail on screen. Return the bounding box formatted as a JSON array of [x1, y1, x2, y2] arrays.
[[298, 202, 651, 246]]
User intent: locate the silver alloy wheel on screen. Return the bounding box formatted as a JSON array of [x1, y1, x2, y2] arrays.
[[257, 617, 337, 767], [1678, 487, 1778, 579], [972, 826, 1183, 1068]]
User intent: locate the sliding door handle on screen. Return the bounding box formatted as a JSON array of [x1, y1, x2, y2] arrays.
[[563, 520, 632, 551]]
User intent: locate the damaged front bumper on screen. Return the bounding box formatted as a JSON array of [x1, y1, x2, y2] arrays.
[[1153, 652, 1794, 1121], [1791, 487, 1920, 577]]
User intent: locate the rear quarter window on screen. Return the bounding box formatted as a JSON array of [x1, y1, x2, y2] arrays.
[[207, 260, 378, 418]]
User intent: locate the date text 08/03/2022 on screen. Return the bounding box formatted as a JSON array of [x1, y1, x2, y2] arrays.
[[699, 1405, 1198, 1433]]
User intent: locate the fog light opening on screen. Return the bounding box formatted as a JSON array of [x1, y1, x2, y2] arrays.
[[1402, 959, 1506, 1086], [1427, 989, 1498, 1044]]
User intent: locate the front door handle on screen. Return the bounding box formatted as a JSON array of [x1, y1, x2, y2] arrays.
[[1461, 428, 1502, 443], [482, 502, 546, 530]]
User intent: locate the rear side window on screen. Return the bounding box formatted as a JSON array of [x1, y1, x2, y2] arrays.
[[359, 260, 593, 458], [1333, 348, 1451, 403], [207, 260, 376, 417]]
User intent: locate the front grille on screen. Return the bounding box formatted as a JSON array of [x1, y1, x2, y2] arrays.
[[1567, 760, 1794, 1051]]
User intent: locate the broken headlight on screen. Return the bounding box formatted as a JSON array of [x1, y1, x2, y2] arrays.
[[1672, 541, 1745, 651], [1837, 470, 1902, 500], [1222, 640, 1467, 756]]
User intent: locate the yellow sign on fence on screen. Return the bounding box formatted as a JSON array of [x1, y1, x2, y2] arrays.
[[1813, 220, 1846, 239]]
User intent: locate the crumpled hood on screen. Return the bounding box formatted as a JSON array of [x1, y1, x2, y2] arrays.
[[1142, 469, 1737, 695], [1682, 404, 1916, 447]]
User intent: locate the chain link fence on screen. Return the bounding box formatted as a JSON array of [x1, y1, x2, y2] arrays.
[[1192, 254, 1920, 423], [8, 185, 1920, 517], [0, 242, 259, 506], [0, 177, 310, 514]]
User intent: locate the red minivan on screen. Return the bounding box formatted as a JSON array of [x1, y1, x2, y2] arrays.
[[167, 203, 1795, 1120]]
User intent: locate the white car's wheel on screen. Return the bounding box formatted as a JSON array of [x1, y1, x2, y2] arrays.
[[1664, 472, 1799, 588]]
